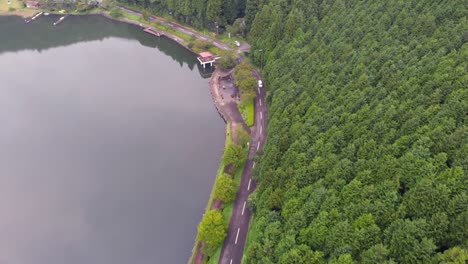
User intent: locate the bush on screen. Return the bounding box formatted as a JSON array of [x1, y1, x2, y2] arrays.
[[219, 50, 236, 70], [222, 143, 246, 174], [8, 7, 16, 11], [234, 63, 256, 101], [197, 210, 227, 256], [193, 39, 213, 51], [213, 174, 239, 203], [235, 126, 251, 147], [109, 7, 122, 18]]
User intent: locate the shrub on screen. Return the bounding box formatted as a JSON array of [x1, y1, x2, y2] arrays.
[[213, 174, 239, 203], [109, 7, 122, 18]]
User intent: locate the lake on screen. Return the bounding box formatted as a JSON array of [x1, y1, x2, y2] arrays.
[[0, 14, 224, 264]]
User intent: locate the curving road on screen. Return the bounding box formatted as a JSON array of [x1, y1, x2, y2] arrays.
[[219, 71, 267, 264], [113, 8, 267, 262]]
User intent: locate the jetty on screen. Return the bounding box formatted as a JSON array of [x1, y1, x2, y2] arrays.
[[53, 15, 67, 26], [143, 28, 163, 37], [197, 51, 216, 68], [25, 12, 43, 23]]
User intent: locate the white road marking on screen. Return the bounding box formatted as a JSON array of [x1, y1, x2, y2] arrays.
[[235, 228, 240, 244], [242, 201, 246, 215], [247, 179, 252, 191], [230, 259, 233, 264], [252, 162, 256, 169], [259, 99, 262, 106], [258, 87, 260, 93], [257, 141, 260, 151], [260, 125, 262, 134], [260, 112, 263, 120]]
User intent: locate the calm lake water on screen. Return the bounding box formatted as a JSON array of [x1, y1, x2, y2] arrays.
[[0, 15, 224, 264]]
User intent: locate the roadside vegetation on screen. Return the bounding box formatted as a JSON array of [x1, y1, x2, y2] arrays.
[[189, 125, 250, 264], [234, 62, 256, 127], [218, 49, 236, 70]]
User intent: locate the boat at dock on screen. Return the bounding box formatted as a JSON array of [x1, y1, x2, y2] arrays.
[[143, 28, 163, 37], [53, 15, 67, 26], [25, 11, 43, 23]]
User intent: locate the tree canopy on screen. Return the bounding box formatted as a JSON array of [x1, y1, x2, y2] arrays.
[[244, 0, 468, 263], [214, 173, 239, 203], [122, 0, 468, 262], [197, 209, 227, 255]]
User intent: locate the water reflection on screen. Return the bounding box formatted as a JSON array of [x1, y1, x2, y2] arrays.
[[0, 15, 223, 264], [0, 14, 214, 78]]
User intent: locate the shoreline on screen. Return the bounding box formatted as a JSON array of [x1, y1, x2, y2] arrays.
[[4, 10, 253, 263]]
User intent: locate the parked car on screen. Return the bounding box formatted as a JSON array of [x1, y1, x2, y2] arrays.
[[234, 41, 241, 47], [258, 80, 263, 88]]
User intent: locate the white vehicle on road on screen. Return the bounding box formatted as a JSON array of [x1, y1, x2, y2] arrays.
[[234, 41, 240, 47], [258, 80, 263, 88]]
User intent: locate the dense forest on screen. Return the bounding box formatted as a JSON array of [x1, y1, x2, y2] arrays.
[[245, 0, 467, 263], [116, 0, 254, 31], [121, 0, 467, 262]]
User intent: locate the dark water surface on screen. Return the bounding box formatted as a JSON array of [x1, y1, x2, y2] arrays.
[[0, 15, 224, 264]]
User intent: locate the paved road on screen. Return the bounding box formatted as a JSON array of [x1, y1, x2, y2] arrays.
[[118, 6, 231, 51], [114, 8, 266, 262], [219, 71, 267, 264]]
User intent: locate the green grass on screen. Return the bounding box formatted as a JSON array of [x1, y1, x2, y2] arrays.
[[121, 11, 141, 21], [238, 98, 255, 127], [206, 246, 222, 264], [117, 2, 227, 55], [188, 124, 232, 264], [189, 124, 249, 264], [205, 144, 248, 264], [241, 216, 259, 264], [217, 33, 246, 49], [0, 0, 22, 11]]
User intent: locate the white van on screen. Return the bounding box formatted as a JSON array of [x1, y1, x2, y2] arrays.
[[258, 80, 263, 88]]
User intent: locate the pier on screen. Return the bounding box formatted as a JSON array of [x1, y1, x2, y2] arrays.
[[143, 28, 163, 37], [25, 12, 43, 23], [197, 51, 216, 68]]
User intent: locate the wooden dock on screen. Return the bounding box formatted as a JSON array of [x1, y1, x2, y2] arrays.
[[25, 12, 43, 23], [143, 28, 163, 37]]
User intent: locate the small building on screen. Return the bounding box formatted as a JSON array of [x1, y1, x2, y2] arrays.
[[197, 51, 215, 68], [26, 0, 40, 8]]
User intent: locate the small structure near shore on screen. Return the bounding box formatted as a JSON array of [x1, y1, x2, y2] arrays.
[[197, 51, 215, 68], [143, 28, 163, 37], [25, 0, 40, 8], [25, 11, 42, 23]]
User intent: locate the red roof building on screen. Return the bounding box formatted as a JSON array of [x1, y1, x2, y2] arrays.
[[26, 0, 40, 8], [198, 51, 214, 62], [197, 51, 215, 68]]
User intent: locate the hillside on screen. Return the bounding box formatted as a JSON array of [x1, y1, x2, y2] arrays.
[[245, 0, 467, 263]]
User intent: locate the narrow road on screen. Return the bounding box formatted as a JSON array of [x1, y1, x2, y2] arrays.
[[219, 71, 267, 264], [118, 6, 231, 51], [113, 7, 266, 262]]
